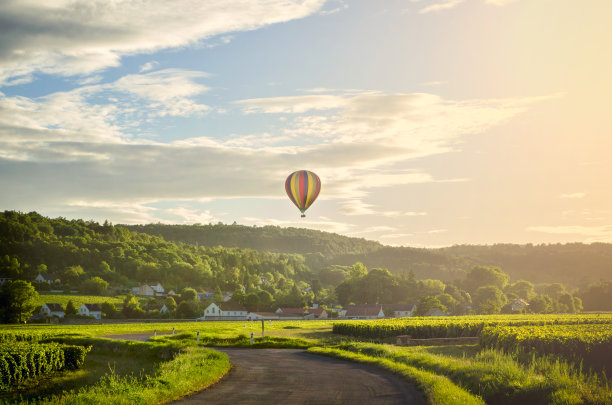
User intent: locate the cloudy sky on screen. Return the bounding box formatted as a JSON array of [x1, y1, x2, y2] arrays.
[[1, 0, 611, 247]]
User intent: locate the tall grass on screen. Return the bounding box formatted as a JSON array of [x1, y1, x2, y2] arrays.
[[326, 342, 611, 404]]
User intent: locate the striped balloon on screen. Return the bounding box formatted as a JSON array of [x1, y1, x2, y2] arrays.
[[285, 170, 321, 217]]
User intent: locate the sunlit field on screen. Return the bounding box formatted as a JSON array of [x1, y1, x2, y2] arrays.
[[2, 315, 611, 404]]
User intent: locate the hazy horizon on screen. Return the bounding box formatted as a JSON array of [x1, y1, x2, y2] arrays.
[[1, 0, 611, 247]]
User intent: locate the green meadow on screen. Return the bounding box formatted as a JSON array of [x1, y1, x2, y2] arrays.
[[1, 315, 611, 404]]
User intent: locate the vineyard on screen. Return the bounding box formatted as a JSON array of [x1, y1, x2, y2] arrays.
[[0, 341, 90, 391], [480, 323, 612, 369], [332, 314, 612, 339]]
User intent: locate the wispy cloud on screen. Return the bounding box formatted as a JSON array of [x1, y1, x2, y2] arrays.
[[409, 0, 520, 14], [0, 0, 326, 85], [527, 225, 612, 243]]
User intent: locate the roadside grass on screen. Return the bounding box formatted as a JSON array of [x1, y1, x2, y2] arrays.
[[326, 342, 612, 405], [0, 337, 230, 405], [152, 331, 314, 349], [309, 346, 484, 405]]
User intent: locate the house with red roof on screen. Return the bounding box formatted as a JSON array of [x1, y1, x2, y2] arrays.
[[343, 305, 385, 319]]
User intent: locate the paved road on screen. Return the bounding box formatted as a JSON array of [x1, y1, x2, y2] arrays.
[[104, 334, 424, 404], [174, 348, 424, 405]]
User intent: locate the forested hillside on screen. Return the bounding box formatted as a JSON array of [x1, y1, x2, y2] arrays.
[[1, 211, 610, 313], [126, 223, 612, 288], [0, 211, 313, 294]]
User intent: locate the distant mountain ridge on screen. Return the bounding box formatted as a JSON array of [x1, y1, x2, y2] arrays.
[[123, 223, 612, 287]]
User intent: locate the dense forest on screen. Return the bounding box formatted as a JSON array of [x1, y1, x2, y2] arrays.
[[1, 211, 610, 315], [125, 223, 612, 287]]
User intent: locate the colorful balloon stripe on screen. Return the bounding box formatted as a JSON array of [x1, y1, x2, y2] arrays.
[[285, 170, 321, 216]]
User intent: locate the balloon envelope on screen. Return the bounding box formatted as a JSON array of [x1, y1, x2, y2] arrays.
[[285, 170, 321, 217]]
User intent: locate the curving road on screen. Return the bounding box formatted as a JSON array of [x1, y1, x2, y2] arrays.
[[174, 348, 424, 405], [104, 334, 424, 404]]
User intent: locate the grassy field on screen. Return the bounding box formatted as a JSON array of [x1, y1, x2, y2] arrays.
[[34, 293, 145, 309], [2, 316, 611, 404]]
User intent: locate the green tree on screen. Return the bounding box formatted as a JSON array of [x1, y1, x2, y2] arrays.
[[65, 300, 77, 317], [81, 277, 109, 295], [101, 302, 117, 318], [181, 288, 198, 303], [122, 294, 143, 318], [0, 280, 39, 323], [558, 293, 576, 313], [473, 286, 506, 314], [62, 265, 85, 284], [349, 262, 368, 279], [176, 301, 199, 318], [244, 293, 261, 311], [414, 296, 447, 316], [529, 295, 553, 313], [257, 290, 274, 310], [213, 286, 224, 302], [506, 280, 535, 300], [464, 266, 509, 293], [164, 296, 177, 314]]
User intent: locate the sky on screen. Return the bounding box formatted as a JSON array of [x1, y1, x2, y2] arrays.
[[1, 0, 611, 247]]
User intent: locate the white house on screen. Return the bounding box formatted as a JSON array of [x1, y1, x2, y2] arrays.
[[511, 299, 529, 312], [35, 273, 61, 284], [384, 304, 418, 318], [150, 282, 164, 294], [159, 304, 169, 314], [344, 305, 385, 319], [78, 303, 102, 319], [40, 303, 64, 318], [200, 302, 248, 320], [132, 283, 164, 297]]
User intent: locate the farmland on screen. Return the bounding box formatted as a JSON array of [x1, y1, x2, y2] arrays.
[[1, 315, 611, 404]]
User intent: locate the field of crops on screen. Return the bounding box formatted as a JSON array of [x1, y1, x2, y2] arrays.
[[0, 342, 90, 391], [34, 294, 128, 309], [480, 323, 612, 369], [332, 314, 612, 339]]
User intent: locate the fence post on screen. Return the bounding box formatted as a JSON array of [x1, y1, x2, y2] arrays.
[[172, 326, 175, 335], [197, 331, 200, 343], [250, 332, 254, 345], [154, 328, 156, 337]]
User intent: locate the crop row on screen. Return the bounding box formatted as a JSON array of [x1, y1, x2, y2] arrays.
[[0, 331, 54, 343], [0, 342, 91, 390], [479, 324, 612, 370], [332, 314, 612, 339]]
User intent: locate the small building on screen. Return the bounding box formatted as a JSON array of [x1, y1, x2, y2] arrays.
[[197, 288, 215, 301], [511, 299, 529, 312], [35, 273, 61, 284], [132, 283, 164, 297], [78, 303, 102, 319], [200, 302, 248, 320], [246, 312, 280, 321], [384, 304, 417, 318], [344, 305, 385, 319], [166, 290, 177, 296], [40, 303, 64, 318], [276, 307, 328, 319]]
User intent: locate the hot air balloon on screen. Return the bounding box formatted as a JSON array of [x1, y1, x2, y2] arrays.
[[285, 170, 321, 217]]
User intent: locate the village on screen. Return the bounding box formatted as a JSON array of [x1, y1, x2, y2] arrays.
[[32, 276, 531, 323]]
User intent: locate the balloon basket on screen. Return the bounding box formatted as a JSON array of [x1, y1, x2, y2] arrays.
[[301, 214, 306, 218]]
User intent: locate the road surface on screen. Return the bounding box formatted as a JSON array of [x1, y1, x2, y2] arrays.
[[174, 348, 424, 405], [105, 334, 424, 404]]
